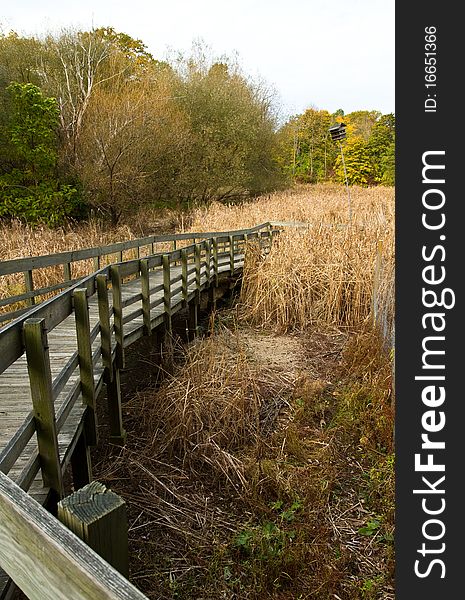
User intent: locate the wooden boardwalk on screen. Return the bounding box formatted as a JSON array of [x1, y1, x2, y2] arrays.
[[0, 224, 273, 599]]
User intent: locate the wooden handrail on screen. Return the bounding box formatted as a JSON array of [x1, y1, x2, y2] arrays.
[[0, 470, 148, 599], [0, 223, 272, 322], [0, 223, 277, 599]]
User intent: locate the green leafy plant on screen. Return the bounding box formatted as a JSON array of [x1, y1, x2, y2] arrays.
[[358, 518, 381, 536]]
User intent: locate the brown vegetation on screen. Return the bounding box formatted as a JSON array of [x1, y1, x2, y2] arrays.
[[93, 322, 394, 599]]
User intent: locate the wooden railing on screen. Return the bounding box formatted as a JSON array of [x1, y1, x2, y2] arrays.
[[0, 223, 272, 323], [0, 470, 147, 600], [0, 222, 277, 600]]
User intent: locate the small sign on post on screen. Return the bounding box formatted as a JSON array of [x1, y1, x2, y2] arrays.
[[329, 122, 352, 224]]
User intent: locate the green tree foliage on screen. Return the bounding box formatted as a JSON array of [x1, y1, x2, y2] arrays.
[[334, 138, 374, 185], [0, 30, 284, 225], [277, 108, 395, 187], [367, 113, 395, 182], [0, 82, 81, 225]]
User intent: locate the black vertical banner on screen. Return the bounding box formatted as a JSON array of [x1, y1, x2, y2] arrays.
[[396, 3, 463, 598]]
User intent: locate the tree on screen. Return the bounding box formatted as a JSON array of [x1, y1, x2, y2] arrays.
[[334, 138, 375, 186], [367, 113, 395, 182], [0, 82, 81, 225]]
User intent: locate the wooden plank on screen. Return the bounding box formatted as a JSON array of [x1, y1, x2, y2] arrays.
[[0, 415, 35, 476], [0, 470, 148, 600], [23, 319, 63, 497]]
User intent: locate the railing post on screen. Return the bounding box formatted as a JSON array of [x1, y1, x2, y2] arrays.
[[24, 270, 35, 306], [23, 318, 63, 497], [140, 259, 151, 335], [63, 262, 72, 282], [96, 274, 126, 445], [110, 265, 124, 369], [58, 481, 129, 577], [205, 240, 211, 286], [229, 235, 235, 273], [96, 274, 112, 381], [195, 243, 201, 291], [93, 254, 101, 271], [163, 255, 172, 331], [213, 238, 219, 287], [181, 249, 188, 307], [73, 288, 98, 446]]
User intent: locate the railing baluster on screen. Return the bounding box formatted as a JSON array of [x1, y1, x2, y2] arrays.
[[213, 238, 219, 286], [23, 318, 63, 496], [24, 270, 35, 306], [163, 255, 172, 331], [110, 265, 124, 369], [73, 288, 98, 446], [229, 235, 235, 273], [96, 274, 126, 445], [205, 240, 211, 285], [140, 259, 151, 335], [181, 249, 188, 306], [96, 274, 112, 379], [195, 243, 201, 290], [63, 262, 72, 282]]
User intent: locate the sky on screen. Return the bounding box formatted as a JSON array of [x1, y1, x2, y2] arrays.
[[1, 0, 395, 120]]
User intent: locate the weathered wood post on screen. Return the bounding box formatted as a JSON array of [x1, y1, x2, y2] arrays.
[[188, 244, 201, 338], [204, 240, 211, 286], [93, 253, 101, 271], [24, 270, 35, 306], [73, 288, 98, 447], [140, 259, 151, 335], [63, 262, 72, 283], [181, 248, 188, 308], [163, 254, 172, 331], [229, 235, 235, 273], [23, 318, 64, 497], [110, 265, 124, 369], [0, 472, 148, 600], [212, 237, 219, 287], [96, 274, 126, 446], [57, 481, 129, 578]]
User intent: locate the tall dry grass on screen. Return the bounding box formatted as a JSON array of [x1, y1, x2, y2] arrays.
[[1, 184, 394, 336], [188, 183, 395, 336], [0, 209, 179, 317], [0, 220, 138, 317]]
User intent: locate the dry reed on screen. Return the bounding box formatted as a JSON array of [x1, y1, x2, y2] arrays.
[[141, 326, 292, 489], [188, 183, 395, 336]]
